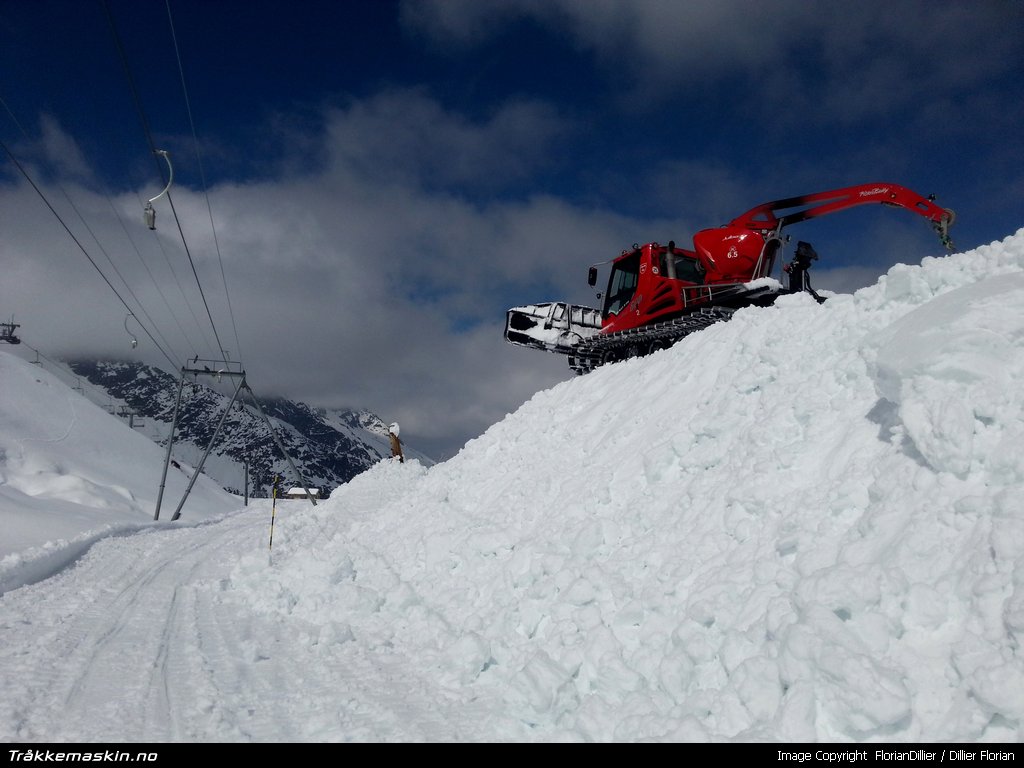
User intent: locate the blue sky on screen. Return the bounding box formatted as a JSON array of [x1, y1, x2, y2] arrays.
[[1, 0, 1022, 459]]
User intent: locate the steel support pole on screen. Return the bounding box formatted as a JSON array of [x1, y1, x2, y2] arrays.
[[154, 371, 187, 521], [170, 375, 246, 521]]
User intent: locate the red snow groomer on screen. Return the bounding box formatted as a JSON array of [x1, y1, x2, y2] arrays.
[[505, 182, 955, 374]]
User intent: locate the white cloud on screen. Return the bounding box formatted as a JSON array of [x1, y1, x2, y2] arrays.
[[318, 89, 570, 191], [0, 92, 643, 459], [37, 114, 93, 181]]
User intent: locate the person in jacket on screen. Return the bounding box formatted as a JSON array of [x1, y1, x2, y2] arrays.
[[388, 422, 404, 463]]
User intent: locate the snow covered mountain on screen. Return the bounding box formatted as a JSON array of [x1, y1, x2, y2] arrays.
[[63, 359, 433, 497]]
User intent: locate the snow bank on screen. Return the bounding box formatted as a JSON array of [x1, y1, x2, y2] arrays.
[[227, 230, 1024, 741]]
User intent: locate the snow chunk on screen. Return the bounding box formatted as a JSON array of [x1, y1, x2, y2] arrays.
[[869, 272, 1024, 479]]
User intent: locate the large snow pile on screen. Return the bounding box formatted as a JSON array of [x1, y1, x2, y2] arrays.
[[230, 230, 1024, 742]]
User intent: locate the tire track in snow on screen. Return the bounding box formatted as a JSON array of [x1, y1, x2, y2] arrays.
[[0, 513, 259, 741], [0, 508, 516, 742]]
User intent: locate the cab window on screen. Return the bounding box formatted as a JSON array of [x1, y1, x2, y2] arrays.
[[674, 254, 705, 283], [604, 251, 640, 316], [659, 252, 705, 284]]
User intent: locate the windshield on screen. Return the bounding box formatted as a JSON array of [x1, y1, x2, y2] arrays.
[[604, 251, 640, 316]]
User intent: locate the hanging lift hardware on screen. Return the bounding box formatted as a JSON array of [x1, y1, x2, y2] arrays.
[[143, 149, 173, 230], [124, 313, 139, 349]]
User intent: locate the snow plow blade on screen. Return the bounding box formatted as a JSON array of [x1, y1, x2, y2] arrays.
[[505, 302, 602, 356]]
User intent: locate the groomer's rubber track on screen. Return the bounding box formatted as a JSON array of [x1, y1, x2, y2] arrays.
[[568, 307, 735, 375]]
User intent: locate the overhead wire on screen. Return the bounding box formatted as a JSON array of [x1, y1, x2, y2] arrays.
[[164, 0, 244, 367], [1, 42, 207, 367], [137, 188, 222, 357], [106, 190, 205, 356], [0, 132, 180, 372], [55, 184, 185, 361], [102, 0, 231, 367], [144, 4, 314, 502], [16, 340, 124, 416], [3, 5, 309, 505], [164, 192, 230, 361], [130, 187, 220, 356], [1, 91, 188, 364]]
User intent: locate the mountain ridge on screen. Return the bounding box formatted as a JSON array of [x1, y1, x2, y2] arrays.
[[65, 359, 432, 497]]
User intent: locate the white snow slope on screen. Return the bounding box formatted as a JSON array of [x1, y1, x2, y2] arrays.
[[1, 229, 1023, 743], [0, 356, 237, 595]]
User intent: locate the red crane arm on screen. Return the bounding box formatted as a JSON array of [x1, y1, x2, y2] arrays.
[[728, 182, 956, 250]]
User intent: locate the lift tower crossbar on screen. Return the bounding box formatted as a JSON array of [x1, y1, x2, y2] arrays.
[[154, 364, 317, 521]]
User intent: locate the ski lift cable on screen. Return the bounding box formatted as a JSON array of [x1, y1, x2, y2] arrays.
[[21, 340, 152, 430], [103, 0, 231, 366], [154, 228, 220, 359], [5, 20, 230, 393], [19, 341, 118, 402], [0, 135, 180, 371], [131, 188, 219, 357], [2, 91, 187, 365], [0, 93, 31, 136], [103, 189, 199, 359], [164, 0, 245, 367], [55, 179, 180, 357], [163, 189, 231, 362], [101, 0, 161, 163]]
